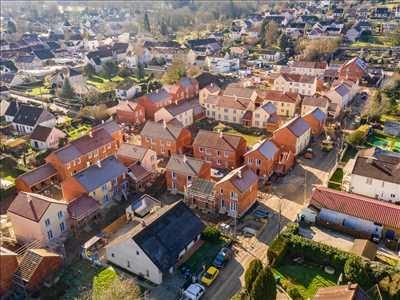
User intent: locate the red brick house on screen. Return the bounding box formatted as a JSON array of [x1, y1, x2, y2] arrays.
[[14, 248, 62, 292], [164, 78, 199, 104], [16, 163, 59, 193], [193, 130, 247, 170], [338, 57, 367, 83], [244, 140, 280, 178], [0, 247, 18, 296], [166, 155, 211, 194], [140, 120, 192, 157], [214, 165, 258, 217], [302, 107, 326, 136], [45, 121, 122, 180], [272, 117, 311, 156], [138, 89, 172, 119], [110, 101, 145, 126]]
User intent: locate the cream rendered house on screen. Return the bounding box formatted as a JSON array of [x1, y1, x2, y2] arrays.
[[324, 80, 358, 109], [273, 73, 317, 96], [252, 102, 277, 128], [154, 100, 195, 127], [204, 95, 253, 124], [7, 192, 69, 244], [199, 83, 221, 106]]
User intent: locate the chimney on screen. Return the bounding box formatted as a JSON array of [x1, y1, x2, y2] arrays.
[[96, 160, 101, 168], [183, 154, 187, 163], [102, 119, 105, 124], [237, 169, 242, 179], [27, 194, 38, 220], [234, 95, 238, 101], [163, 119, 167, 129], [89, 130, 93, 138], [219, 130, 223, 138]]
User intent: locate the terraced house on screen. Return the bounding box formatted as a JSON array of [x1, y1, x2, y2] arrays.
[[273, 73, 318, 96], [193, 130, 247, 169]]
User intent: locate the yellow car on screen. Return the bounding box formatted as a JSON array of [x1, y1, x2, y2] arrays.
[[201, 266, 219, 286]]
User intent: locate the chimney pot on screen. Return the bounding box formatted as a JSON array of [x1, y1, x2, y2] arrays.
[[183, 154, 187, 163], [163, 120, 167, 129], [89, 131, 93, 138], [96, 160, 101, 168]]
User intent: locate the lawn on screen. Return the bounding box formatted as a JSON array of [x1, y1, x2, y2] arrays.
[[0, 157, 26, 184], [273, 262, 338, 299], [182, 238, 226, 273], [67, 125, 92, 140], [329, 168, 343, 183], [327, 182, 341, 191], [40, 259, 104, 300], [222, 127, 262, 146], [27, 86, 50, 96]]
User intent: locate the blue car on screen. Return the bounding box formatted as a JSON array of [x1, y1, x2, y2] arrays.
[[212, 247, 231, 268], [254, 209, 271, 219]]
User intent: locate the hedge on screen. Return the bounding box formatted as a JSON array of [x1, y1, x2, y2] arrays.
[[267, 223, 299, 266]]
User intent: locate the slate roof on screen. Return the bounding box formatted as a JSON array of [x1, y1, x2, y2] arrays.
[[4, 100, 18, 116], [30, 125, 53, 142], [217, 165, 257, 193], [166, 155, 207, 176], [74, 156, 127, 192], [282, 116, 310, 137], [17, 163, 57, 187], [188, 178, 215, 195], [164, 100, 195, 116], [334, 83, 351, 97], [0, 59, 18, 72], [302, 96, 329, 108], [141, 121, 185, 142], [352, 151, 400, 184], [148, 89, 171, 104], [259, 102, 277, 114], [186, 38, 218, 48], [68, 195, 100, 221], [304, 107, 326, 122], [193, 130, 244, 151], [8, 192, 62, 222], [117, 143, 149, 161], [246, 139, 278, 161], [132, 201, 205, 272], [310, 186, 400, 229], [15, 55, 35, 63], [0, 73, 15, 84], [13, 105, 54, 127], [33, 49, 55, 60]]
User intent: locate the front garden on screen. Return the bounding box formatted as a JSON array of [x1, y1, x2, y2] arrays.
[[327, 168, 343, 191]]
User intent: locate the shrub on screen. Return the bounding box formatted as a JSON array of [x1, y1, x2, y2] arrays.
[[279, 278, 302, 300], [250, 267, 277, 300], [379, 273, 400, 298], [245, 259, 263, 293], [201, 226, 221, 242], [344, 256, 373, 288], [267, 235, 289, 266]]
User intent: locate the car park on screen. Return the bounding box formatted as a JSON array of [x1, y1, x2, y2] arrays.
[[201, 266, 219, 286]]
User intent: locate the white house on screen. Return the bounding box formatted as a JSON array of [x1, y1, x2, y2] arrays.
[[284, 61, 328, 76], [324, 80, 358, 109], [12, 105, 56, 135], [345, 148, 400, 204], [273, 73, 317, 96], [154, 100, 196, 128], [7, 192, 69, 244], [105, 201, 205, 284], [116, 80, 141, 100], [252, 102, 278, 128], [205, 54, 239, 74], [30, 125, 66, 150]]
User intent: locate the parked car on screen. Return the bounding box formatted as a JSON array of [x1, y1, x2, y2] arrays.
[[219, 223, 230, 233], [201, 266, 219, 286], [303, 148, 314, 159], [180, 283, 206, 300], [212, 247, 231, 268], [254, 209, 271, 219], [242, 227, 257, 237]]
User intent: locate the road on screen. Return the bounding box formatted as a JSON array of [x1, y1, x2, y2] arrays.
[[203, 144, 336, 300]]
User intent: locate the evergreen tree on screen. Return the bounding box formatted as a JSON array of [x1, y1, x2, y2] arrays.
[[144, 12, 151, 32], [259, 19, 268, 48], [250, 267, 277, 300], [278, 33, 290, 51], [344, 256, 373, 288], [60, 78, 74, 98], [84, 64, 96, 78], [102, 60, 119, 78], [245, 259, 263, 293]]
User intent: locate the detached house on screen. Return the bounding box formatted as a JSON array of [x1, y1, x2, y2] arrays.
[[61, 156, 128, 205], [272, 116, 311, 155], [273, 73, 318, 96], [199, 83, 221, 106], [7, 192, 69, 244], [140, 121, 192, 157], [110, 101, 145, 126], [345, 148, 400, 203], [324, 80, 357, 109], [244, 140, 280, 178], [193, 130, 247, 169], [252, 102, 280, 131], [166, 155, 211, 194], [302, 107, 326, 136], [106, 201, 205, 284], [30, 125, 66, 150], [154, 100, 197, 127], [286, 61, 328, 76], [12, 105, 56, 135], [115, 80, 141, 100], [138, 89, 172, 119], [214, 165, 258, 217], [301, 96, 330, 115], [338, 57, 367, 83]]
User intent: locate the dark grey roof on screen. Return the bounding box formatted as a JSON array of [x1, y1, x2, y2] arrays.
[[13, 105, 54, 127], [17, 163, 57, 186], [186, 38, 218, 48], [30, 125, 53, 142], [188, 178, 215, 195], [166, 155, 206, 176], [0, 73, 16, 84], [15, 55, 35, 63], [33, 49, 55, 60], [148, 88, 171, 103], [68, 67, 81, 77], [247, 140, 278, 161], [74, 156, 127, 192], [0, 59, 17, 72], [4, 101, 18, 116], [133, 201, 205, 272], [164, 100, 194, 116]]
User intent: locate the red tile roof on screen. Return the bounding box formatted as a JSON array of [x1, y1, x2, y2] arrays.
[[310, 186, 400, 229]]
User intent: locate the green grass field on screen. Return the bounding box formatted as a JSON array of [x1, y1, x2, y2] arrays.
[[222, 127, 262, 146], [67, 125, 92, 140], [274, 263, 338, 299], [0, 157, 26, 184], [27, 86, 50, 96]]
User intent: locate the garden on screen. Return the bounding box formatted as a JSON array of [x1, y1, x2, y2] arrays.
[[327, 168, 343, 191], [66, 124, 92, 140], [266, 224, 400, 300], [365, 130, 400, 153]]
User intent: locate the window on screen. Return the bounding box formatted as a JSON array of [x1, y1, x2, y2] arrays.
[[127, 261, 131, 268], [45, 218, 51, 226], [224, 151, 229, 158], [224, 108, 228, 113], [230, 191, 238, 201], [217, 151, 221, 157], [199, 147, 204, 152], [217, 159, 222, 165], [102, 183, 108, 192], [230, 200, 238, 212], [255, 113, 260, 119], [111, 253, 115, 257], [391, 194, 396, 198], [205, 148, 211, 155], [366, 178, 373, 185], [187, 175, 192, 184], [60, 222, 65, 232], [220, 188, 224, 194], [57, 211, 63, 220], [172, 171, 176, 179], [256, 159, 261, 166], [47, 230, 53, 240], [136, 251, 140, 255]]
